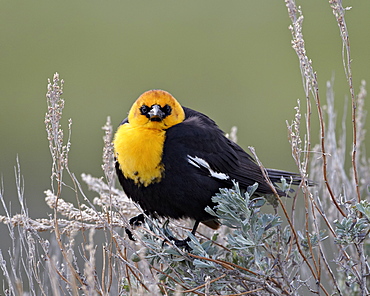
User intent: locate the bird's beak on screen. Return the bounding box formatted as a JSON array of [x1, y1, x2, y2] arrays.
[[148, 104, 165, 121]]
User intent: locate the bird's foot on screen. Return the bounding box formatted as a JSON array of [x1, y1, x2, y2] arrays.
[[129, 213, 145, 226], [126, 214, 146, 241], [166, 235, 192, 251], [125, 228, 135, 241]]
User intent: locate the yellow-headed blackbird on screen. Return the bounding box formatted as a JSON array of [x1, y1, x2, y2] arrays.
[[114, 90, 302, 243]]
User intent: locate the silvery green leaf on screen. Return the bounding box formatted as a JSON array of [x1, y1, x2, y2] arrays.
[[193, 259, 215, 269]]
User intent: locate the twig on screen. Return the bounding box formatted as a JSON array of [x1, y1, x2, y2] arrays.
[[329, 0, 361, 204], [286, 0, 346, 218], [249, 147, 330, 296], [181, 274, 226, 293]]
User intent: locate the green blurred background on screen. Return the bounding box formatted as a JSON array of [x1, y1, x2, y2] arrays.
[[0, 0, 369, 220]]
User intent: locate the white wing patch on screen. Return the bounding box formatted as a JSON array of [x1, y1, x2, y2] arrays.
[[187, 155, 230, 180]]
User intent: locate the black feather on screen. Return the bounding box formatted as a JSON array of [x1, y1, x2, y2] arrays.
[[115, 106, 306, 228]]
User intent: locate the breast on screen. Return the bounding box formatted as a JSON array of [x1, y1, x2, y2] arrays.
[[114, 124, 166, 186]]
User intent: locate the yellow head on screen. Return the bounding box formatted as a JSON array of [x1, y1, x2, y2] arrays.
[[127, 89, 185, 129], [114, 90, 185, 186]]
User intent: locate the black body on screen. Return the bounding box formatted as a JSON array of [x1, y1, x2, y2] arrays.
[[115, 107, 301, 225]]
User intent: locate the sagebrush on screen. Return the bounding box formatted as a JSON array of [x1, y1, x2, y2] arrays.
[[0, 1, 369, 295]]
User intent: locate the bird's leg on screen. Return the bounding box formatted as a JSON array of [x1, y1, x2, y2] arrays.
[[127, 214, 201, 251], [191, 220, 200, 235], [166, 220, 200, 251]]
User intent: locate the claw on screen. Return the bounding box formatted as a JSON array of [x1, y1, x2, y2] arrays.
[[126, 213, 146, 241], [167, 235, 192, 251], [129, 213, 145, 226], [125, 228, 136, 241]]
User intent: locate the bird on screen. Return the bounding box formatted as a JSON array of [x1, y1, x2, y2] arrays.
[[113, 89, 303, 246]]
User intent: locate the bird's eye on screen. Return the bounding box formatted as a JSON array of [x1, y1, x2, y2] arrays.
[[161, 104, 172, 116], [140, 105, 149, 115]]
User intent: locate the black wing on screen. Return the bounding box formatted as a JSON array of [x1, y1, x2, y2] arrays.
[[165, 107, 293, 196]]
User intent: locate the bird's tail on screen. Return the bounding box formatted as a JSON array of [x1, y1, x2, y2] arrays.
[[266, 168, 314, 187]]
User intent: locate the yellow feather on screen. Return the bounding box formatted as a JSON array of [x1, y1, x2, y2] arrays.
[[114, 124, 165, 186], [113, 89, 185, 186]]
